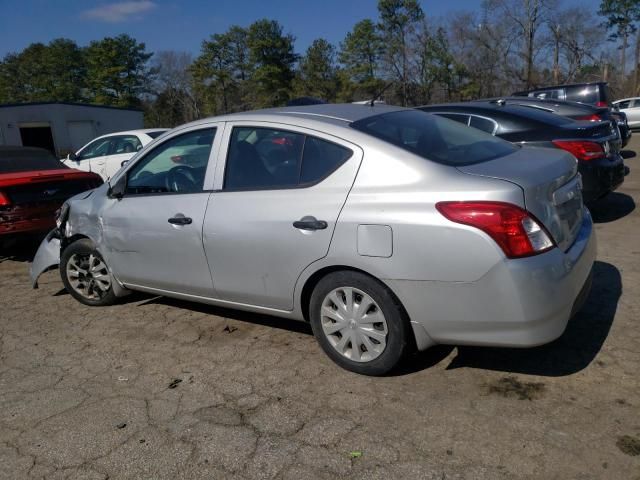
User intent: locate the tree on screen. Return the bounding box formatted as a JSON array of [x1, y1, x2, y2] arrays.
[[191, 26, 249, 115], [145, 51, 199, 127], [377, 0, 424, 105], [599, 0, 640, 90], [85, 34, 153, 108], [245, 19, 297, 107], [0, 39, 85, 103], [296, 39, 339, 101], [339, 19, 384, 100]]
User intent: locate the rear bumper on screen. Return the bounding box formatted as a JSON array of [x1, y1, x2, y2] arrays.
[[388, 211, 596, 349], [580, 154, 625, 202], [0, 206, 57, 235]]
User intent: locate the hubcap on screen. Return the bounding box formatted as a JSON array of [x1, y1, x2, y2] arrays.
[[66, 253, 112, 300], [320, 287, 388, 363]]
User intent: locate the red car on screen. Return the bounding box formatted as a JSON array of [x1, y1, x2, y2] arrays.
[[0, 146, 103, 241]]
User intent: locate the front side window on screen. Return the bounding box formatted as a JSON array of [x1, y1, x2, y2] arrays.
[[352, 110, 517, 166], [77, 138, 112, 161], [224, 127, 352, 191], [125, 128, 215, 195], [111, 135, 142, 154]]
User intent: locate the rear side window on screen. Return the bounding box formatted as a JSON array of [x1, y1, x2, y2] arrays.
[[437, 113, 469, 125], [469, 116, 497, 134], [224, 127, 352, 190], [351, 110, 517, 166]]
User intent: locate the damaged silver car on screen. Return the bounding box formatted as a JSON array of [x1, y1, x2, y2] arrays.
[[31, 104, 596, 375]]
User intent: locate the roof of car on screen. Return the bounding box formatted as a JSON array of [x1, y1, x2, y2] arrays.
[[614, 97, 640, 103], [190, 103, 408, 128], [513, 82, 608, 94], [418, 102, 574, 126], [0, 145, 52, 155]]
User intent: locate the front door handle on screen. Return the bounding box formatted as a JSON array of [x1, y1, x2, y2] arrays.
[[293, 216, 327, 231], [168, 215, 192, 225]]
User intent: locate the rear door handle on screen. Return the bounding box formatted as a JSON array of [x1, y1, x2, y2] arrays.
[[293, 216, 327, 231], [168, 215, 192, 225]]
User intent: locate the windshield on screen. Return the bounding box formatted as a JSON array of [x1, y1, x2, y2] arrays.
[[0, 148, 67, 174], [350, 110, 517, 166]]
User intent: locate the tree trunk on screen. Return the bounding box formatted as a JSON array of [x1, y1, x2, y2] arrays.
[[553, 37, 560, 84], [621, 32, 628, 89], [634, 30, 640, 95]]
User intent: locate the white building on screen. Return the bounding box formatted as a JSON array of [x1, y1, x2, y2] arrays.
[[0, 102, 143, 156]]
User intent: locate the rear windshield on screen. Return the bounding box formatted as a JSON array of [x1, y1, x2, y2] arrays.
[[565, 85, 608, 105], [147, 130, 167, 139], [0, 149, 67, 174], [350, 110, 517, 166]]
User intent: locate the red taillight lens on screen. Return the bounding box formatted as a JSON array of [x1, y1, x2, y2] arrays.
[[552, 140, 605, 161], [436, 201, 555, 259], [576, 114, 602, 121], [595, 101, 608, 108], [0, 191, 10, 207]]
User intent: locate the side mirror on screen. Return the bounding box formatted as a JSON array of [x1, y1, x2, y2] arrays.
[[67, 152, 77, 161], [121, 160, 129, 168], [108, 177, 126, 199]]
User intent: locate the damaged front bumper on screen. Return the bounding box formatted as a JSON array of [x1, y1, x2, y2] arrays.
[[30, 229, 61, 288]]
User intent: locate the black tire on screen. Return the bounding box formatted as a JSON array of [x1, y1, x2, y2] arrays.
[[309, 271, 409, 376], [60, 239, 117, 306]]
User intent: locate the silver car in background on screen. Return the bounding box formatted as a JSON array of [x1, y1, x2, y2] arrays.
[[30, 104, 596, 375], [613, 97, 640, 130]]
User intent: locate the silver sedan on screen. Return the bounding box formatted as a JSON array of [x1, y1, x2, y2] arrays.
[[31, 104, 596, 375]]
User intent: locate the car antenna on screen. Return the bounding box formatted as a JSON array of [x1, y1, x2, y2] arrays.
[[369, 82, 394, 107]]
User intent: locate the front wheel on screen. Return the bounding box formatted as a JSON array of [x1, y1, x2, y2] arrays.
[[60, 239, 117, 306], [309, 271, 409, 375]]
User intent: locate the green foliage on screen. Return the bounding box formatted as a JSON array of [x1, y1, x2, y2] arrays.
[[296, 39, 340, 101], [85, 34, 153, 108], [0, 38, 85, 103], [339, 19, 385, 100], [599, 0, 640, 40], [245, 19, 298, 108]]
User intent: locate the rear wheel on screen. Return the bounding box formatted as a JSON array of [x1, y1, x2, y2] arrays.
[[309, 271, 409, 375], [60, 239, 117, 306]]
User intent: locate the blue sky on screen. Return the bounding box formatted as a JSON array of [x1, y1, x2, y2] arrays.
[[0, 0, 603, 58]]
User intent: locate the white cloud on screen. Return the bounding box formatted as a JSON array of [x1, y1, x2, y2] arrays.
[[81, 1, 157, 23]]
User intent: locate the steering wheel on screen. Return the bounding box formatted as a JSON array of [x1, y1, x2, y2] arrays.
[[165, 166, 198, 193]]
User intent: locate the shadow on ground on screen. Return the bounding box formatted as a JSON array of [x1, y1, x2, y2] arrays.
[[140, 295, 314, 336], [0, 235, 44, 263], [590, 192, 635, 223], [443, 261, 620, 377]]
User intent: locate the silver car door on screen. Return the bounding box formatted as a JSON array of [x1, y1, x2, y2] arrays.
[[203, 121, 363, 310], [100, 125, 222, 296]]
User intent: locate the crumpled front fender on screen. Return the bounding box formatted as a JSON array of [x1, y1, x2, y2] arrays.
[[30, 231, 61, 288]]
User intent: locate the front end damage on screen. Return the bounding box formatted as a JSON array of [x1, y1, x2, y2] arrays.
[[30, 229, 62, 288]]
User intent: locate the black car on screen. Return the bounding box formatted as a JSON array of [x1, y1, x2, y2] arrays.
[[478, 97, 631, 147], [418, 102, 625, 203], [513, 82, 612, 108]]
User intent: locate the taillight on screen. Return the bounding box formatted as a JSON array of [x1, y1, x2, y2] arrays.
[[436, 201, 555, 259], [576, 114, 602, 121], [552, 140, 605, 161], [595, 101, 608, 108], [0, 191, 10, 207]]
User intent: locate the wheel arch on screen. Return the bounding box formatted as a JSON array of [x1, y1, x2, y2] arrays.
[[298, 263, 435, 352]]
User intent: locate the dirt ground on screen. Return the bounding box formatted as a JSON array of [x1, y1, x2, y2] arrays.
[[1, 136, 639, 480]]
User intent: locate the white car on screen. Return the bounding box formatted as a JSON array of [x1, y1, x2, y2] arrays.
[[613, 97, 640, 130], [63, 129, 168, 180]]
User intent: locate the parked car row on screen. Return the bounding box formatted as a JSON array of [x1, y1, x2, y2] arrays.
[[3, 80, 630, 375]]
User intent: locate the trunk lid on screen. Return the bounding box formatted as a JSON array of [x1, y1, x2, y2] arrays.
[[457, 146, 583, 252]]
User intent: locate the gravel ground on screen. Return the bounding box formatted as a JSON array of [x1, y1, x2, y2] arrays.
[[1, 136, 639, 480]]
